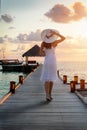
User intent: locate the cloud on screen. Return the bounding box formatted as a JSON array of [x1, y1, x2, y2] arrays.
[[0, 37, 4, 43], [72, 2, 87, 20], [45, 2, 87, 23], [1, 14, 14, 23], [4, 35, 8, 38], [16, 30, 41, 43], [0, 30, 41, 43], [17, 33, 29, 42], [8, 26, 16, 29], [28, 30, 41, 41]]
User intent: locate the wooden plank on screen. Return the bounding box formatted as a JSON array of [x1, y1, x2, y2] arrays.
[[0, 65, 87, 130]]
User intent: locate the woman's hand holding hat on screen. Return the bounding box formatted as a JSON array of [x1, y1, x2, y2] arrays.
[[51, 30, 60, 36], [41, 29, 60, 43]]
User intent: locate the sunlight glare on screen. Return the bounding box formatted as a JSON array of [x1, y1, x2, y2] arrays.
[[75, 19, 87, 37]]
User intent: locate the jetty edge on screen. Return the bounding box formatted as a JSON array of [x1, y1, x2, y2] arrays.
[[0, 64, 39, 105]]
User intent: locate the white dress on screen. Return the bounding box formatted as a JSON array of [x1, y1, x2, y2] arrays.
[[40, 47, 58, 82]]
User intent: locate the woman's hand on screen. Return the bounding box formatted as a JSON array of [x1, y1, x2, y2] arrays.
[[51, 30, 59, 36]]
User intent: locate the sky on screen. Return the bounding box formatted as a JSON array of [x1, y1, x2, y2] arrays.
[[0, 0, 87, 62]]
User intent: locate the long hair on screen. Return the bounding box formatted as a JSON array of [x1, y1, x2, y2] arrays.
[[42, 41, 57, 49], [42, 42, 52, 49]]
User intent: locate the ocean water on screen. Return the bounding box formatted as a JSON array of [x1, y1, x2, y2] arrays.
[[58, 61, 87, 83], [0, 65, 28, 100], [0, 61, 87, 100]]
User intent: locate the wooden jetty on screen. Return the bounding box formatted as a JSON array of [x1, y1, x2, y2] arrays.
[[0, 65, 87, 130]]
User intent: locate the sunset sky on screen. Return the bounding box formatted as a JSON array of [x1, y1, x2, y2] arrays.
[[0, 0, 87, 62]]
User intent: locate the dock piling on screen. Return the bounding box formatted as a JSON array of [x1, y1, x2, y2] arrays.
[[70, 81, 76, 92], [63, 75, 67, 84], [10, 81, 16, 93], [80, 79, 85, 90], [74, 76, 78, 84], [19, 75, 23, 84]]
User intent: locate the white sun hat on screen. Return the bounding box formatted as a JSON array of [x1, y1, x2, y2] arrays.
[[41, 29, 59, 43]]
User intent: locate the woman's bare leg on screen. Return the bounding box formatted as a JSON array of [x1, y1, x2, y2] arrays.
[[45, 81, 50, 100], [49, 81, 53, 99]]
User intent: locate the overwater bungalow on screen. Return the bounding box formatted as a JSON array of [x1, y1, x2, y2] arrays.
[[22, 44, 41, 64]]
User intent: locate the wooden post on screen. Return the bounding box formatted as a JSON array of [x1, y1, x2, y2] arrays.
[[19, 75, 23, 84], [10, 81, 16, 93], [80, 79, 85, 90], [25, 56, 28, 64], [74, 76, 78, 84], [63, 75, 67, 84], [70, 81, 75, 92], [37, 62, 39, 66]]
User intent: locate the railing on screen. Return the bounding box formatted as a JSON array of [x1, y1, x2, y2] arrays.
[[57, 70, 87, 93]]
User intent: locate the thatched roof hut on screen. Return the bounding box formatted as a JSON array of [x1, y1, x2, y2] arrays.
[[22, 45, 40, 57], [22, 45, 41, 63]]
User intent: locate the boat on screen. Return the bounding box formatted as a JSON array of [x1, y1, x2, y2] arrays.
[[1, 59, 39, 72], [1, 59, 23, 72]]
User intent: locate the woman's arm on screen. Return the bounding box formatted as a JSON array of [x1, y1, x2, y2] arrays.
[[51, 31, 66, 47], [56, 33, 65, 43]]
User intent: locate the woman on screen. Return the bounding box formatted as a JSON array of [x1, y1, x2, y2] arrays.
[[40, 29, 65, 101]]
